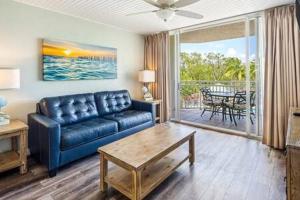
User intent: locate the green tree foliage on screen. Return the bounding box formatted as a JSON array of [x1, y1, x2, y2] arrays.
[[181, 52, 256, 81], [180, 52, 256, 98]]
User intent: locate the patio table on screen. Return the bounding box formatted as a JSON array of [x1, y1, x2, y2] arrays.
[[210, 92, 235, 99], [209, 92, 235, 122]]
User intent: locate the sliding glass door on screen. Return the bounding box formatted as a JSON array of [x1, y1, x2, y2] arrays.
[[170, 16, 263, 136]]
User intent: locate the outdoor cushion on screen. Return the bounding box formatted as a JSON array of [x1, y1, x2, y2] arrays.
[[103, 110, 152, 131], [202, 99, 222, 106], [60, 118, 118, 150], [225, 102, 247, 110]]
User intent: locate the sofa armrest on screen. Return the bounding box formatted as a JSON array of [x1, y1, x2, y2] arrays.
[[28, 113, 61, 172], [132, 100, 156, 124]]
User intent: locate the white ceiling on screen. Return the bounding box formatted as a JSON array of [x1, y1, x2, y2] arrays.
[[14, 0, 294, 34]]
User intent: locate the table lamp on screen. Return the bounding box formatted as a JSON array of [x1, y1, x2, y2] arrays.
[[138, 70, 155, 101], [0, 68, 20, 125]]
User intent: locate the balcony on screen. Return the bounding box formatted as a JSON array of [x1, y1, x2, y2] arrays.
[[179, 80, 257, 133]]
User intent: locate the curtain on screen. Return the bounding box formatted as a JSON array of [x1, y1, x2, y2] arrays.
[[263, 5, 300, 149], [144, 32, 170, 122]]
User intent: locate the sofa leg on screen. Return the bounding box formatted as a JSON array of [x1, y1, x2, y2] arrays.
[[48, 169, 57, 177]]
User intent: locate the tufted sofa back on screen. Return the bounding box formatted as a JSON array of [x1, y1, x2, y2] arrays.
[[39, 93, 98, 126], [94, 90, 132, 116]]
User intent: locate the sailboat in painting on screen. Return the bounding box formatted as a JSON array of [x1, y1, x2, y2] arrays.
[[42, 39, 117, 81]]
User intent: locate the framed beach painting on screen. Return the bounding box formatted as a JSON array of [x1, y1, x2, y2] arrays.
[[42, 39, 117, 81]]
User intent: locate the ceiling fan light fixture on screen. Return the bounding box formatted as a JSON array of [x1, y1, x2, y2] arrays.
[[156, 9, 175, 22], [128, 0, 203, 22]]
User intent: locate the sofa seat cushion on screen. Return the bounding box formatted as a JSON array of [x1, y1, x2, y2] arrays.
[[61, 118, 118, 150], [103, 110, 152, 131]]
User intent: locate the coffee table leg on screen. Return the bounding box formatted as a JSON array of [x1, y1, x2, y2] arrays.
[[189, 134, 195, 165], [132, 170, 141, 200], [100, 153, 108, 192]]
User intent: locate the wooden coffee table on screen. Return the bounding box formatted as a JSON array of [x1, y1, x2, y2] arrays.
[[98, 123, 196, 200]]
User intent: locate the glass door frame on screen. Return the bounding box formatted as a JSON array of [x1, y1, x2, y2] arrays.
[[170, 13, 264, 137]]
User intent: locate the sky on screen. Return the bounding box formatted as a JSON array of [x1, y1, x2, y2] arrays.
[[43, 39, 116, 58], [181, 36, 257, 62]]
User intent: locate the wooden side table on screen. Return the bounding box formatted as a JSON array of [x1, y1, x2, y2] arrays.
[[0, 120, 28, 174], [138, 99, 162, 123]]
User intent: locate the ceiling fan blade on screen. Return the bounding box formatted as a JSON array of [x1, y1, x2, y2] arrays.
[[157, 0, 176, 5], [143, 0, 162, 8], [172, 0, 200, 8], [126, 10, 157, 16], [175, 10, 203, 19]]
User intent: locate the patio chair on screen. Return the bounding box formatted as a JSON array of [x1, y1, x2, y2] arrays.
[[200, 87, 223, 120], [225, 91, 255, 126], [250, 91, 256, 115]]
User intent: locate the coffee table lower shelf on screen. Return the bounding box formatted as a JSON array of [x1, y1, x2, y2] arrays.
[[105, 151, 189, 199]]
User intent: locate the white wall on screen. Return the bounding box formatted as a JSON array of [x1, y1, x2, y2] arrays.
[[0, 1, 144, 151]]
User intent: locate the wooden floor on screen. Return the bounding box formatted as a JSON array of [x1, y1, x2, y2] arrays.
[[0, 127, 285, 200], [180, 109, 257, 133]]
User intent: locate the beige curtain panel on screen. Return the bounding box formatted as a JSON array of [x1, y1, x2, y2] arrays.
[[144, 32, 170, 122], [263, 5, 300, 149]]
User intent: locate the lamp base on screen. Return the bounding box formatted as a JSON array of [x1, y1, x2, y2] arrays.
[[142, 86, 154, 101], [0, 118, 10, 126], [144, 97, 154, 101], [143, 93, 154, 101]]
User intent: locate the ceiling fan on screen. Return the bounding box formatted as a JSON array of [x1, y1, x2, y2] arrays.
[[127, 0, 203, 22]]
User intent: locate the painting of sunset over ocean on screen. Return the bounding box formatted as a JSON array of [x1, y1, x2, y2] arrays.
[[42, 39, 117, 81]]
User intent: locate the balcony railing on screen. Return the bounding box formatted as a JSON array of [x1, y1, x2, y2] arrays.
[[180, 80, 256, 109]]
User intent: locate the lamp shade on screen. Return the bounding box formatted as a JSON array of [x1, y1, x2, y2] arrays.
[[0, 68, 20, 89], [138, 70, 155, 83]]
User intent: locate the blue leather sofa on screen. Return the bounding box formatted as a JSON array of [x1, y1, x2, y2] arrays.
[[28, 90, 155, 177]]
